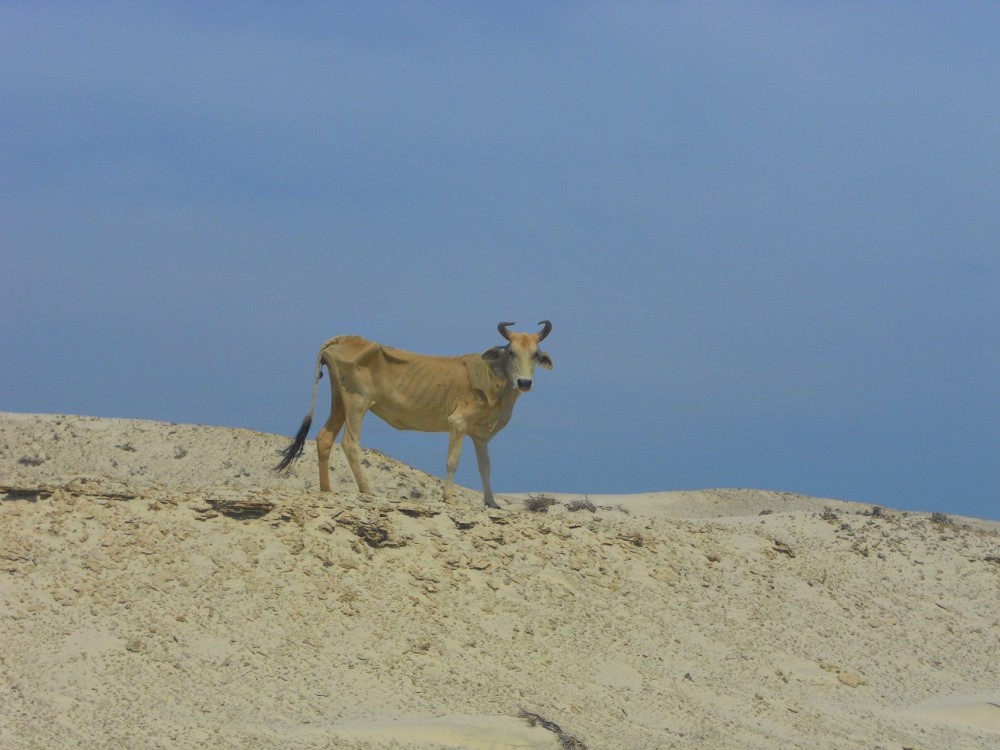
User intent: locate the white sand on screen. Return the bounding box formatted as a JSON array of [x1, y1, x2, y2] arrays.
[[2, 412, 999, 749]]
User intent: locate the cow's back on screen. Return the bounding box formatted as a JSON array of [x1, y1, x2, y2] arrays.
[[322, 337, 476, 432]]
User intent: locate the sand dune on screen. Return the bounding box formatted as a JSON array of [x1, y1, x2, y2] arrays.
[[2, 412, 999, 749]]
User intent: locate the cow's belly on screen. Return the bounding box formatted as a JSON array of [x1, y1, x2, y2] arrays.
[[370, 403, 450, 433]]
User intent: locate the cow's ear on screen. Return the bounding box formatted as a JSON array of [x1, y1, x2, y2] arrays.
[[481, 346, 506, 362], [535, 350, 554, 369]]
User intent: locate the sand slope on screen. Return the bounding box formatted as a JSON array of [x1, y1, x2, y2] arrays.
[[2, 412, 999, 749]]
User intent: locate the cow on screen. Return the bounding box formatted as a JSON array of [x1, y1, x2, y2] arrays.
[[275, 321, 553, 508]]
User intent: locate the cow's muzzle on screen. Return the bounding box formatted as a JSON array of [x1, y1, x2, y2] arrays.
[[516, 378, 533, 392]]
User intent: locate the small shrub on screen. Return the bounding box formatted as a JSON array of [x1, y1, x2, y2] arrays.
[[566, 497, 596, 513], [525, 495, 557, 513]]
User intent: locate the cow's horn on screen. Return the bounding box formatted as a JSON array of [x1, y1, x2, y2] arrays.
[[537, 320, 552, 341], [498, 322, 515, 341]]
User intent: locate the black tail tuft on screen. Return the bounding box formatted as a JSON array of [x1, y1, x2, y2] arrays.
[[274, 415, 313, 472]]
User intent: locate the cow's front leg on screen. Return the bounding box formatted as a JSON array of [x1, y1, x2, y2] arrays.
[[472, 437, 499, 509]]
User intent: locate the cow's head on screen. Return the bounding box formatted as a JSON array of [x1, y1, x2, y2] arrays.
[[482, 320, 554, 392]]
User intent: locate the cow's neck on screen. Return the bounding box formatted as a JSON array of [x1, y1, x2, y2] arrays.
[[473, 371, 516, 435], [490, 380, 521, 430]]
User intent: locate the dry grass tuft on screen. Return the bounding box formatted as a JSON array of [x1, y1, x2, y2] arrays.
[[617, 530, 659, 549]]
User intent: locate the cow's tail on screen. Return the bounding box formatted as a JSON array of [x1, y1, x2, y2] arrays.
[[274, 349, 326, 472]]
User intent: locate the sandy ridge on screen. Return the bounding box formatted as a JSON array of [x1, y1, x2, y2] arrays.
[[2, 412, 1000, 749]]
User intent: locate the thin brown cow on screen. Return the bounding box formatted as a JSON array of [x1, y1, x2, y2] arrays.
[[276, 321, 553, 507]]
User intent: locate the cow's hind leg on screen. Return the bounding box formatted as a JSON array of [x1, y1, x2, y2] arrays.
[[316, 386, 345, 492], [443, 426, 466, 503], [340, 393, 373, 494], [472, 437, 499, 509]]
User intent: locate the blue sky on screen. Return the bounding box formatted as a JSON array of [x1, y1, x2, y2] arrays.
[[3, 2, 998, 519]]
